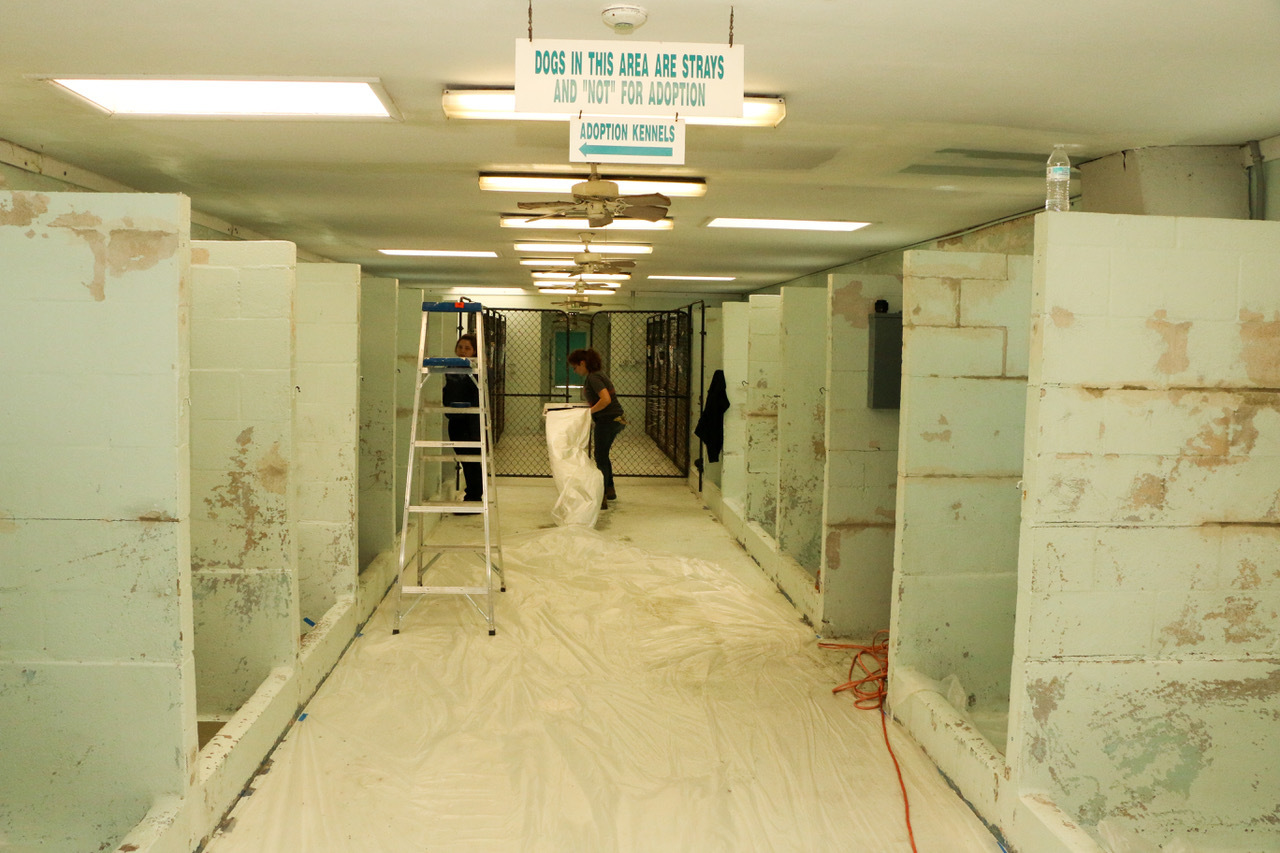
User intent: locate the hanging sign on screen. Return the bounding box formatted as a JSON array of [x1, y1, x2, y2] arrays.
[[515, 39, 744, 118], [569, 117, 685, 165]]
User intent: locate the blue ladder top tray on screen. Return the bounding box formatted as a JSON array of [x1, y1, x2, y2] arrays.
[[422, 300, 483, 313], [423, 357, 475, 367]]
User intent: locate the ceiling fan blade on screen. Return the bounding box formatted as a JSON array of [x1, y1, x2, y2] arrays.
[[517, 200, 579, 213], [603, 259, 635, 268], [619, 193, 671, 207], [621, 206, 669, 222], [588, 212, 615, 228]]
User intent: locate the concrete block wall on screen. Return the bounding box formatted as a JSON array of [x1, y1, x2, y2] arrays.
[[394, 286, 423, 531], [892, 250, 1031, 721], [1010, 213, 1280, 847], [719, 302, 749, 509], [295, 263, 360, 626], [776, 287, 828, 574], [744, 295, 781, 536], [358, 276, 398, 570], [820, 273, 903, 638], [0, 192, 193, 852], [188, 241, 299, 719]]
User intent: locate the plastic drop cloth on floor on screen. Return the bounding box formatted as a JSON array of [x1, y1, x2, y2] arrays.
[[204, 523, 1004, 853], [545, 405, 602, 527]]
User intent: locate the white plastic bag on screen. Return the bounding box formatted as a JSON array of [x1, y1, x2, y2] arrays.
[[545, 406, 603, 527]]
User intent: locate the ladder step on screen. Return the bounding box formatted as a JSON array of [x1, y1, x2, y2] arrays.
[[415, 440, 483, 448], [405, 543, 500, 553], [409, 502, 487, 513], [401, 585, 490, 596], [422, 404, 483, 413], [420, 366, 479, 375]]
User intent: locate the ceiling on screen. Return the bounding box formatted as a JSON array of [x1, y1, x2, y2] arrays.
[[3, 1, 1280, 297]]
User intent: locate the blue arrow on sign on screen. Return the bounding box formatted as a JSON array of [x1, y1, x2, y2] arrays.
[[579, 143, 673, 158]]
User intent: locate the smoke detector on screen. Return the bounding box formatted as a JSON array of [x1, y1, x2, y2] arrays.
[[601, 4, 647, 34]]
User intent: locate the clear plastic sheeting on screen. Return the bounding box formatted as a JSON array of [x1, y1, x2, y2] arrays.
[[204, 512, 1004, 853], [545, 405, 603, 527]]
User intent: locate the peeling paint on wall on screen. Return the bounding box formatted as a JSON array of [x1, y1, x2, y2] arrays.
[[830, 278, 872, 327], [45, 216, 180, 301], [201, 427, 290, 569], [1146, 310, 1192, 375], [1125, 473, 1168, 511], [0, 191, 50, 226], [1050, 306, 1075, 328], [1239, 310, 1280, 386]]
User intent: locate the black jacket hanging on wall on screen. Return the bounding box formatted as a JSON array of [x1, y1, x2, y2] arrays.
[[694, 369, 730, 462]]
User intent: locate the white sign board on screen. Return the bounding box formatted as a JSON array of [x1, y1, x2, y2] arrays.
[[515, 39, 744, 118], [570, 117, 685, 165]]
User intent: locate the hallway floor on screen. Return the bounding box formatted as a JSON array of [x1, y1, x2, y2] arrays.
[[202, 479, 1005, 853]]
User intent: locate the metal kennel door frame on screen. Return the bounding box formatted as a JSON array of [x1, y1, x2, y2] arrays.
[[589, 305, 695, 478], [482, 307, 577, 477]]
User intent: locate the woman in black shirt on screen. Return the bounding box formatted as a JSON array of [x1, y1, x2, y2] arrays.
[[443, 334, 483, 501], [568, 348, 625, 508]]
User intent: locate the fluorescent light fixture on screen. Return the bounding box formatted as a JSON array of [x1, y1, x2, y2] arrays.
[[538, 288, 616, 295], [479, 173, 707, 198], [519, 258, 576, 267], [445, 287, 528, 296], [379, 249, 498, 258], [707, 217, 871, 232], [49, 78, 394, 118], [535, 281, 619, 292], [532, 271, 629, 281], [501, 216, 671, 231], [443, 90, 785, 128], [647, 275, 737, 281], [515, 242, 652, 254]]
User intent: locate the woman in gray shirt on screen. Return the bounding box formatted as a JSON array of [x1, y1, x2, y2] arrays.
[[568, 348, 625, 508]]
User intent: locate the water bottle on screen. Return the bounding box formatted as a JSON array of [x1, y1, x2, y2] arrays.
[[1045, 145, 1071, 212]]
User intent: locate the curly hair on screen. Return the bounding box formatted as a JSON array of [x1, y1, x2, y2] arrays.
[[567, 347, 602, 373]]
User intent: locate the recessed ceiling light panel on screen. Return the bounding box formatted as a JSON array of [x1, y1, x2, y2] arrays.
[[379, 249, 498, 258], [47, 77, 396, 118], [502, 216, 671, 231], [480, 173, 706, 198], [707, 217, 870, 232], [647, 275, 737, 281], [515, 242, 652, 254]]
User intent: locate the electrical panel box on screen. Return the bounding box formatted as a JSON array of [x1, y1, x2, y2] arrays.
[[867, 312, 902, 409]]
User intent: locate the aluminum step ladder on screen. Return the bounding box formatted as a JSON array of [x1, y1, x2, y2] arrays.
[[394, 300, 504, 635]]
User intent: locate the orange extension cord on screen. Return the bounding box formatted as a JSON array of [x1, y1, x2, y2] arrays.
[[818, 630, 918, 853]]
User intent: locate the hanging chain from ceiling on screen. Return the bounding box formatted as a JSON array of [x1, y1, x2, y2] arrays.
[[528, 0, 533, 41], [729, 6, 735, 47]]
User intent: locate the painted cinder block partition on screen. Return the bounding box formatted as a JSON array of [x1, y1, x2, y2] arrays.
[[820, 273, 902, 637], [776, 287, 827, 574], [294, 263, 360, 628], [0, 192, 194, 851], [744, 295, 781, 537], [718, 302, 748, 510], [1009, 213, 1280, 848], [358, 276, 398, 570], [188, 241, 299, 725], [891, 250, 1030, 735], [882, 215, 1280, 852]]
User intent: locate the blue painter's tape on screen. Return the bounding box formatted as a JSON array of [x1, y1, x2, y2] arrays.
[[303, 617, 316, 626]]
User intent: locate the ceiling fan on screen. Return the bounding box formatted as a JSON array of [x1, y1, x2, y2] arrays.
[[567, 232, 635, 276], [516, 165, 671, 228], [550, 292, 605, 312]]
